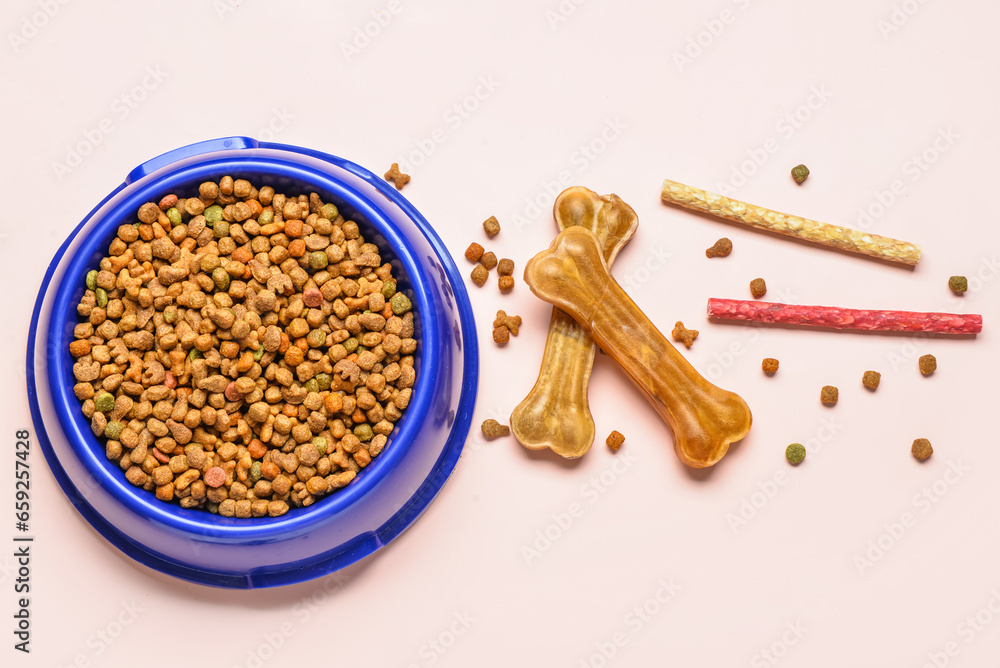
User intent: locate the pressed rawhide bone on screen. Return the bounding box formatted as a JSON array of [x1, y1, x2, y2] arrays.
[[511, 187, 638, 459], [706, 298, 983, 335], [524, 227, 753, 468], [660, 179, 921, 266]]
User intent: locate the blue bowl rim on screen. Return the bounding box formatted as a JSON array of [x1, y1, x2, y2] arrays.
[[25, 137, 479, 588]]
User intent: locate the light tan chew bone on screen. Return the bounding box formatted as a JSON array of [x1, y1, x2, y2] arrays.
[[523, 227, 753, 468], [510, 187, 638, 458]]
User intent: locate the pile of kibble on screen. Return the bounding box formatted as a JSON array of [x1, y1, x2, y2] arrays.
[[70, 177, 417, 518]]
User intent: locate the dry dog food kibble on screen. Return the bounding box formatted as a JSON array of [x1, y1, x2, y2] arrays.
[[911, 438, 933, 461], [821, 385, 838, 405], [70, 178, 419, 517], [949, 276, 968, 293], [606, 430, 625, 451], [465, 243, 484, 263], [762, 358, 779, 375], [750, 278, 767, 299], [384, 163, 410, 190], [493, 325, 510, 344], [919, 354, 937, 375], [493, 310, 521, 335], [483, 216, 501, 237], [705, 237, 732, 258], [497, 258, 514, 276], [481, 419, 510, 439], [862, 370, 881, 390], [671, 321, 699, 348], [498, 275, 514, 293], [791, 164, 810, 184], [785, 443, 806, 464], [471, 264, 488, 286], [480, 252, 497, 271]]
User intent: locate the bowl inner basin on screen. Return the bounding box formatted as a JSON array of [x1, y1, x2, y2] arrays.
[[47, 157, 442, 545]]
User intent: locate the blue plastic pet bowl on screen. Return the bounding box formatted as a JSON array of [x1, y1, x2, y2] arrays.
[[26, 137, 478, 588]]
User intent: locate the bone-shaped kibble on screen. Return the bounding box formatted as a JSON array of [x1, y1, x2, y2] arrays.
[[510, 187, 638, 459], [523, 227, 753, 468]]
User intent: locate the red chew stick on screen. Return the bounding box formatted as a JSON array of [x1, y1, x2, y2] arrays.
[[707, 298, 982, 335]]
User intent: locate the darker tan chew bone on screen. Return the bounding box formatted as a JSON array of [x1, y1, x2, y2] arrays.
[[523, 227, 752, 468], [510, 187, 638, 459]]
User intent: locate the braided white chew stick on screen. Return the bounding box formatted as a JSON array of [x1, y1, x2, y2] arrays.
[[660, 179, 921, 266]]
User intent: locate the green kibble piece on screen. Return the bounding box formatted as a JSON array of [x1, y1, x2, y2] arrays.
[[204, 205, 224, 225], [188, 348, 203, 361], [258, 210, 274, 226], [306, 329, 327, 348], [304, 378, 320, 394], [312, 436, 328, 455], [309, 251, 329, 270], [791, 164, 810, 184], [94, 392, 115, 413], [390, 292, 412, 315], [95, 288, 108, 308], [343, 337, 359, 353], [85, 270, 98, 290], [320, 203, 339, 221], [163, 308, 177, 324], [785, 443, 806, 465], [211, 266, 230, 291], [104, 421, 125, 441], [949, 276, 968, 293], [381, 280, 397, 299], [249, 461, 262, 483], [213, 220, 230, 239], [252, 345, 264, 362], [354, 424, 374, 442], [315, 373, 331, 391], [166, 207, 182, 226]]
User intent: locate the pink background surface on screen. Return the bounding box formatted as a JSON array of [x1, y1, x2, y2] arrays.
[[2, 1, 998, 666]]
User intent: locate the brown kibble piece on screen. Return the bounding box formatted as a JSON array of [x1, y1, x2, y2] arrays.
[[497, 258, 514, 276], [762, 358, 779, 375], [384, 163, 410, 190], [750, 278, 767, 299], [820, 385, 838, 405], [919, 354, 937, 375], [465, 243, 484, 262], [498, 275, 514, 293], [671, 321, 698, 348], [471, 264, 488, 286], [911, 438, 933, 461], [862, 370, 881, 390], [705, 238, 732, 258], [493, 310, 521, 335], [481, 419, 510, 439], [480, 252, 497, 270], [302, 288, 323, 307], [483, 216, 501, 237], [606, 430, 625, 451], [493, 325, 510, 345]]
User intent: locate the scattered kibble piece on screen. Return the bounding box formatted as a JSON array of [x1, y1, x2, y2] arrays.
[[465, 243, 484, 262], [480, 251, 497, 270], [919, 354, 937, 375], [471, 264, 488, 286], [705, 237, 732, 258], [671, 321, 699, 348], [493, 325, 510, 344], [606, 430, 625, 451], [481, 419, 510, 439], [820, 385, 838, 405], [497, 258, 514, 276], [785, 443, 806, 465], [493, 310, 521, 335], [483, 216, 501, 237], [862, 370, 881, 390], [750, 278, 767, 299], [762, 358, 779, 375], [949, 276, 968, 293], [384, 163, 410, 190], [498, 275, 515, 293], [911, 438, 933, 461], [791, 164, 810, 184]]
